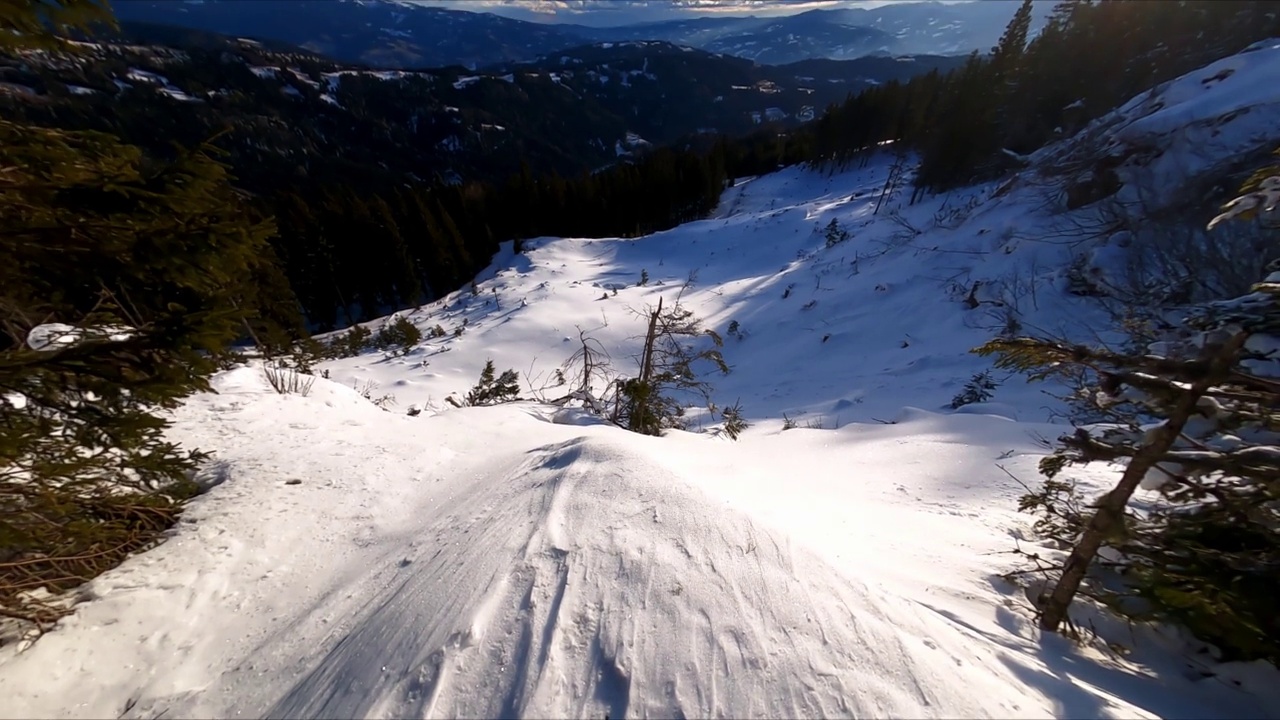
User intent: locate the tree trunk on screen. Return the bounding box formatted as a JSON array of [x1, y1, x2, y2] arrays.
[[229, 298, 268, 359], [628, 297, 662, 433], [1039, 332, 1249, 632]]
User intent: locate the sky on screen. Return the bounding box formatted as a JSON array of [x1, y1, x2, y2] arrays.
[[407, 0, 964, 27]]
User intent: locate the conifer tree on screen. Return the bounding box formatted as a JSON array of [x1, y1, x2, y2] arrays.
[[1, 0, 294, 622], [977, 165, 1279, 659], [463, 359, 520, 406]]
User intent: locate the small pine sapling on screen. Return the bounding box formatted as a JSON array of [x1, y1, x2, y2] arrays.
[[824, 218, 851, 248], [465, 359, 521, 406], [720, 401, 748, 440], [950, 370, 998, 409]]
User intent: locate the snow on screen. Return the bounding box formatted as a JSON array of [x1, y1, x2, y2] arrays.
[[453, 75, 481, 90], [3, 43, 1280, 720], [158, 87, 199, 102], [122, 67, 199, 102], [125, 68, 166, 85], [26, 322, 133, 351], [1034, 41, 1280, 211]]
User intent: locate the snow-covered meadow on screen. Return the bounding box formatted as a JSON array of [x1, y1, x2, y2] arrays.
[[3, 40, 1280, 720]]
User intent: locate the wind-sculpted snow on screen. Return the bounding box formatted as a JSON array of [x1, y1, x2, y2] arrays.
[[259, 435, 1021, 719]]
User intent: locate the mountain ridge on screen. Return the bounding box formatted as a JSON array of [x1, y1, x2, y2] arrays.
[[108, 0, 1042, 68]]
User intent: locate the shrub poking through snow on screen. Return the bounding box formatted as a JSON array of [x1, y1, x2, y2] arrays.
[[354, 380, 396, 410], [464, 360, 521, 406], [638, 269, 650, 287], [373, 315, 422, 355], [614, 296, 730, 436], [719, 401, 749, 440], [950, 370, 998, 409], [328, 324, 372, 358], [263, 363, 315, 396], [427, 324, 447, 339], [823, 218, 851, 248]]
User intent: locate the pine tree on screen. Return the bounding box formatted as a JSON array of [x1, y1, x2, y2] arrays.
[[0, 121, 288, 619], [463, 360, 520, 406], [991, 0, 1035, 77], [1, 0, 291, 623], [977, 165, 1279, 659], [616, 296, 730, 436]]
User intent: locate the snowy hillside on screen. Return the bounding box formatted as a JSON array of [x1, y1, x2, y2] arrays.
[[3, 41, 1280, 720]]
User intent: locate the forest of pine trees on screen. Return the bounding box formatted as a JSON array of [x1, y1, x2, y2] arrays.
[[266, 141, 737, 330], [802, 0, 1280, 190]]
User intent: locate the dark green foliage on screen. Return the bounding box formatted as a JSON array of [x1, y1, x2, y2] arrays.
[[1, 2, 301, 621], [804, 0, 1280, 190], [0, 0, 117, 52], [979, 255, 1279, 660], [373, 316, 422, 355], [638, 269, 650, 287], [326, 324, 372, 359], [616, 298, 730, 436], [0, 117, 286, 622], [949, 370, 998, 409], [720, 401, 749, 441], [823, 218, 850, 248], [464, 360, 521, 406]]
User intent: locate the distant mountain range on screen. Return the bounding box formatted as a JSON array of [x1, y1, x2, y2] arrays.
[[0, 29, 963, 190], [109, 0, 1051, 69]]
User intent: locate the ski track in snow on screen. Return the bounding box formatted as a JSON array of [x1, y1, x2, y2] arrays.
[[5, 42, 1280, 720]]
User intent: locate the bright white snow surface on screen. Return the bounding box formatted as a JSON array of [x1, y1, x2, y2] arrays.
[[5, 43, 1280, 720]]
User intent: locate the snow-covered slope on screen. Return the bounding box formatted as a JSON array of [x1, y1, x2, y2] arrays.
[[4, 41, 1280, 720], [4, 368, 1273, 719]]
